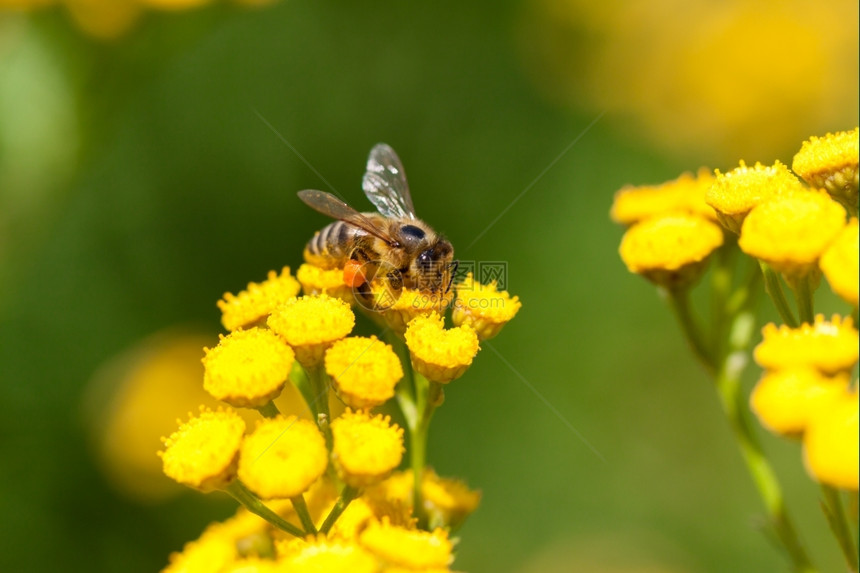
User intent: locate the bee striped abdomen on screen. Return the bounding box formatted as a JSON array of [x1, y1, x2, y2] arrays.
[[304, 220, 361, 269]]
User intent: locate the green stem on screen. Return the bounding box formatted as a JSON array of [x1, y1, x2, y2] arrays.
[[290, 494, 317, 535], [759, 261, 798, 328], [408, 372, 441, 529], [224, 481, 305, 538], [820, 486, 859, 572], [789, 274, 815, 325], [305, 364, 332, 447], [665, 287, 715, 373], [256, 401, 280, 418], [319, 485, 360, 534], [714, 308, 816, 573]]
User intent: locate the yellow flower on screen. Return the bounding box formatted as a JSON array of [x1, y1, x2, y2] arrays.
[[792, 127, 859, 211], [738, 191, 846, 277], [137, 0, 213, 10], [754, 315, 859, 376], [610, 168, 718, 225], [217, 267, 302, 332], [750, 369, 850, 437], [159, 407, 246, 492], [405, 313, 480, 383], [820, 218, 859, 307], [803, 388, 859, 490], [324, 336, 403, 409], [618, 214, 724, 289], [163, 509, 273, 572], [202, 328, 295, 409], [359, 519, 452, 569], [218, 557, 281, 573], [63, 0, 141, 41], [330, 409, 404, 488], [278, 536, 378, 573], [296, 263, 353, 302], [706, 161, 806, 233], [370, 285, 455, 335], [267, 295, 355, 367], [237, 416, 327, 499], [451, 273, 521, 340], [368, 469, 480, 531]]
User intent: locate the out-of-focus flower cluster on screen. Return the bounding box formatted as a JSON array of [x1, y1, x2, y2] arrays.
[[611, 127, 858, 570], [519, 0, 859, 162], [157, 262, 520, 571], [0, 0, 278, 40]]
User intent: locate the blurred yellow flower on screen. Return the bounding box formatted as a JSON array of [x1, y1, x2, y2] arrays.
[[237, 416, 328, 500], [793, 127, 859, 212], [738, 191, 846, 278], [819, 218, 859, 307], [267, 294, 355, 367], [163, 509, 273, 572], [217, 267, 301, 332], [706, 161, 806, 234], [278, 536, 378, 573], [202, 327, 294, 408], [324, 335, 403, 410], [359, 519, 452, 569], [160, 407, 246, 492], [618, 214, 724, 289], [803, 388, 859, 490], [451, 272, 521, 340], [754, 315, 859, 376], [750, 368, 850, 437], [63, 0, 141, 40], [519, 0, 859, 161], [610, 168, 718, 225], [369, 469, 481, 531], [137, 0, 212, 10], [405, 313, 479, 383], [330, 409, 404, 488]]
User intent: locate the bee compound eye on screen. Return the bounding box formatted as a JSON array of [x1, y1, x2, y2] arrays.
[[400, 225, 426, 241]]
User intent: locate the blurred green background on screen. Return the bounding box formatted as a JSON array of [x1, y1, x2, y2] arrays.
[[1, 1, 857, 571]]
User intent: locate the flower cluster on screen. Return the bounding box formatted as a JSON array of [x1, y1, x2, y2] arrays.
[[159, 261, 520, 571], [2, 0, 279, 41], [612, 128, 859, 571]]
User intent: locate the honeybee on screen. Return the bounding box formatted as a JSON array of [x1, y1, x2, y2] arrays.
[[298, 143, 457, 310]]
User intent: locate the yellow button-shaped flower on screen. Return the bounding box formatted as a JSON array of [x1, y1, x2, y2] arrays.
[[820, 218, 859, 307], [331, 409, 404, 487], [739, 191, 846, 277], [611, 168, 718, 225], [202, 328, 294, 408], [359, 519, 452, 569], [618, 214, 724, 289], [373, 285, 455, 335], [238, 416, 327, 499], [406, 313, 479, 383], [706, 160, 806, 233], [217, 267, 301, 332], [750, 369, 850, 436], [754, 315, 859, 376], [451, 273, 521, 341], [160, 407, 246, 492], [278, 536, 378, 573], [803, 389, 859, 490], [324, 336, 403, 409], [792, 127, 859, 210], [296, 263, 353, 302], [267, 295, 355, 367]]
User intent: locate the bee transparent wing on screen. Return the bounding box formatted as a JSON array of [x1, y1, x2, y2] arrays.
[[297, 189, 395, 244], [362, 143, 417, 219]]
